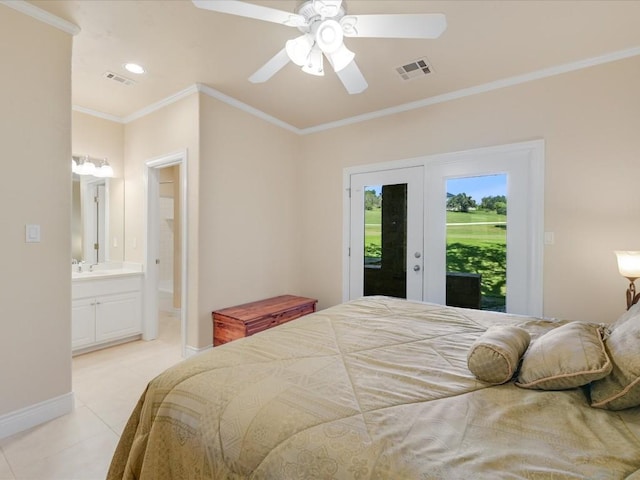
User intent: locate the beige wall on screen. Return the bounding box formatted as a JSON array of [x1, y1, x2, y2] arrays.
[[72, 111, 125, 262], [298, 56, 640, 324], [124, 94, 200, 346], [198, 94, 301, 346], [0, 7, 72, 416], [123, 92, 300, 349]]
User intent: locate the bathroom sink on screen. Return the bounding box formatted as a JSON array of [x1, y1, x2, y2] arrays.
[[72, 269, 141, 280]]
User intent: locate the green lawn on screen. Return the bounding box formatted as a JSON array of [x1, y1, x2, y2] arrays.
[[364, 207, 382, 248], [447, 210, 506, 224], [364, 208, 507, 310], [364, 209, 506, 248]]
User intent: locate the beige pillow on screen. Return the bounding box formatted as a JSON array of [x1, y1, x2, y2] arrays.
[[610, 301, 640, 331], [516, 322, 611, 390], [590, 315, 640, 410], [467, 326, 530, 385]]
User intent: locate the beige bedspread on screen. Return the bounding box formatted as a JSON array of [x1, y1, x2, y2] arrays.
[[108, 296, 640, 479]]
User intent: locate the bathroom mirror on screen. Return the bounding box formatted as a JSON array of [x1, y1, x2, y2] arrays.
[[72, 173, 124, 264]]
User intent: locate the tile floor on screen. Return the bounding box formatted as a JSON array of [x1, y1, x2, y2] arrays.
[[0, 311, 184, 480]]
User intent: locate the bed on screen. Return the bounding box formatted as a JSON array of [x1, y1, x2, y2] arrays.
[[107, 296, 640, 479]]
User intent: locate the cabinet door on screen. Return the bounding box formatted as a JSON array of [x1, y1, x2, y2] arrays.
[[95, 292, 141, 342], [72, 298, 96, 349]]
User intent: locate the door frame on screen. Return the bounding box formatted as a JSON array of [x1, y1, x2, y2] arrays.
[[342, 139, 544, 316], [143, 150, 189, 358]]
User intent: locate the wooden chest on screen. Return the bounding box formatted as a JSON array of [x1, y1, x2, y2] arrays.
[[212, 295, 317, 346]]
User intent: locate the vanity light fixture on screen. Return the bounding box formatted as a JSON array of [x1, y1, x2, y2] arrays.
[[71, 155, 113, 178], [123, 62, 145, 74], [93, 158, 114, 178], [615, 251, 640, 309], [74, 155, 96, 176]]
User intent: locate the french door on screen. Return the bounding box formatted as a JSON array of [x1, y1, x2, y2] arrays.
[[345, 140, 543, 316], [348, 167, 424, 300]]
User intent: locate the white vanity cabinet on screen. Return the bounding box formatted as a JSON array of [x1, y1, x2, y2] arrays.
[[72, 273, 143, 353]]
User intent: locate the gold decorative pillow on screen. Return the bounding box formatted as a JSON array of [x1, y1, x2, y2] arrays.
[[516, 322, 611, 390], [467, 326, 530, 385], [590, 314, 640, 410]]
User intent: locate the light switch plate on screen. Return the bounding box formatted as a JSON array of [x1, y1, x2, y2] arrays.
[[544, 231, 555, 245], [26, 224, 41, 243]]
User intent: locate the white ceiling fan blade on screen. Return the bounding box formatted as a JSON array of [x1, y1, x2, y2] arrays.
[[335, 60, 368, 94], [249, 48, 290, 83], [192, 0, 307, 27], [341, 13, 447, 39]]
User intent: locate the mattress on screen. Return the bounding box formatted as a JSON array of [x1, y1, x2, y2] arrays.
[[107, 296, 640, 479]]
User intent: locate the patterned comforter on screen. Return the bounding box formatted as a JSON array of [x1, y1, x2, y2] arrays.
[[107, 296, 640, 479]]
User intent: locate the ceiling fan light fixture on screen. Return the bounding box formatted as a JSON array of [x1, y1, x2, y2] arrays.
[[312, 0, 342, 18], [285, 34, 313, 66], [316, 19, 343, 54], [326, 43, 354, 72], [302, 47, 324, 76]]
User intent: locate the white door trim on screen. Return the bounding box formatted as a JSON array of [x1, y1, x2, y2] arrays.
[[143, 149, 189, 357]]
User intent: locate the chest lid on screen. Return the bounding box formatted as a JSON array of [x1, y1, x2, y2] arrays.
[[213, 295, 317, 324]]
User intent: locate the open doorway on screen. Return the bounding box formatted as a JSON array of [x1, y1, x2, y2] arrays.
[[157, 166, 182, 346], [144, 151, 188, 357]]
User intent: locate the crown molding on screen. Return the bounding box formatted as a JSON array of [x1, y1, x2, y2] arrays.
[[123, 84, 200, 123], [72, 105, 125, 124], [299, 45, 640, 135], [195, 84, 301, 134], [0, 0, 80, 35]]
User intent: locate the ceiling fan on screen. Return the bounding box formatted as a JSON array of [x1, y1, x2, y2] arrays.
[[192, 0, 446, 94]]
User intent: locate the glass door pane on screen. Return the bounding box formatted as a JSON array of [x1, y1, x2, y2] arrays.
[[445, 174, 507, 311], [349, 166, 423, 301], [363, 184, 408, 298]]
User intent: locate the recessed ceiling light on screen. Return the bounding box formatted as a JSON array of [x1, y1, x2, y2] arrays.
[[123, 63, 145, 74]]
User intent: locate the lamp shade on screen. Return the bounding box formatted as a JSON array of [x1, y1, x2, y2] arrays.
[[316, 20, 343, 54], [285, 34, 313, 66], [76, 155, 96, 176], [93, 158, 114, 178], [326, 43, 355, 72], [615, 251, 640, 279]]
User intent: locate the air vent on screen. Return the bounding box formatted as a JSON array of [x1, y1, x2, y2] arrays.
[[396, 57, 433, 81], [103, 71, 136, 86]]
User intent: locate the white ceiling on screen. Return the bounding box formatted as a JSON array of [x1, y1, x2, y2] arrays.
[[27, 0, 640, 130]]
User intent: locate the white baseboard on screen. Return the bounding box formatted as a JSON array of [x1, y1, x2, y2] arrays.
[[184, 344, 212, 358], [0, 392, 74, 440]]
